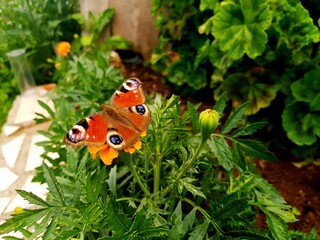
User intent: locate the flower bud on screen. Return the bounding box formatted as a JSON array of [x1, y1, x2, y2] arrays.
[[199, 109, 219, 138], [54, 62, 62, 70]]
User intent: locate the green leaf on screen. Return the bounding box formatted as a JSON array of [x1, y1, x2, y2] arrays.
[[187, 101, 200, 134], [181, 179, 207, 199], [16, 190, 51, 208], [232, 122, 267, 137], [273, 2, 319, 50], [107, 165, 117, 197], [223, 70, 280, 115], [264, 211, 288, 240], [37, 100, 55, 119], [42, 163, 65, 206], [207, 40, 235, 69], [188, 220, 209, 240], [0, 208, 52, 234], [95, 8, 114, 35], [235, 139, 278, 162], [80, 34, 94, 47], [282, 102, 320, 145], [221, 102, 250, 134], [232, 142, 247, 171], [28, 212, 54, 239], [182, 209, 196, 235], [257, 198, 296, 223], [211, 0, 272, 59], [291, 67, 320, 111], [168, 201, 184, 240], [105, 200, 131, 234], [224, 230, 271, 240], [199, 0, 219, 11], [208, 136, 233, 171], [215, 197, 249, 220], [213, 92, 228, 116]]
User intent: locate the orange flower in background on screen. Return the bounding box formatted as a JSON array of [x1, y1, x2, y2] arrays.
[[56, 41, 71, 56]]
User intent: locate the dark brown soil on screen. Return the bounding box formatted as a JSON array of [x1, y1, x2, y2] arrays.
[[257, 159, 320, 234], [122, 62, 320, 235]]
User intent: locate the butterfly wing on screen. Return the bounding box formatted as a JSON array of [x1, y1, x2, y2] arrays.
[[64, 113, 109, 148], [109, 78, 151, 131], [109, 78, 146, 107], [65, 78, 151, 150]]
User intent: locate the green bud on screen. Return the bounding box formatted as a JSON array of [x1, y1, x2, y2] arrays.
[[199, 109, 219, 139]]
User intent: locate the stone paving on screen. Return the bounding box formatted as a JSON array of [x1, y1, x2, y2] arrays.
[[0, 86, 55, 233]]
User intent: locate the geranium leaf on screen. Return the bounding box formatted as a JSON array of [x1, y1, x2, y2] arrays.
[[291, 67, 320, 111], [199, 0, 219, 11], [282, 102, 319, 146], [223, 69, 280, 115], [211, 0, 272, 60], [273, 2, 319, 50]]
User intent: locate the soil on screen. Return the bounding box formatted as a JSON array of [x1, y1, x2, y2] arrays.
[[120, 59, 320, 235], [257, 159, 320, 234]]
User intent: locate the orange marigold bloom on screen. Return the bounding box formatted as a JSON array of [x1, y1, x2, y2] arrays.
[[56, 41, 71, 56], [88, 132, 146, 165]]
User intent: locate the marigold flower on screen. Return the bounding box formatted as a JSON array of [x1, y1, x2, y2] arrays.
[[88, 144, 119, 165], [88, 132, 147, 165], [56, 41, 71, 57]]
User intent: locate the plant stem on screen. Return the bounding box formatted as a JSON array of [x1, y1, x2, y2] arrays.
[[161, 137, 206, 198], [116, 197, 142, 203], [153, 144, 162, 194], [124, 154, 151, 197]]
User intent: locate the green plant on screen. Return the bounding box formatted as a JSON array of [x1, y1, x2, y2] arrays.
[[2, 76, 313, 239], [70, 8, 132, 51], [0, 0, 81, 132], [0, 0, 80, 84], [33, 50, 124, 181], [0, 59, 19, 130], [151, 0, 320, 159]]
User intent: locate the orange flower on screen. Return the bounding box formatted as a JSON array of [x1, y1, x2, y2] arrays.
[[88, 131, 147, 165], [56, 41, 71, 57]]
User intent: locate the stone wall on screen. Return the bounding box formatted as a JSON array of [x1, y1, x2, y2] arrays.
[[79, 0, 158, 59]]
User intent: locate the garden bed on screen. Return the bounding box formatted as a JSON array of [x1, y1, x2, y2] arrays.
[[125, 63, 320, 235]]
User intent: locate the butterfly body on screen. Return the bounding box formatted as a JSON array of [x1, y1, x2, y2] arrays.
[[64, 78, 151, 151]]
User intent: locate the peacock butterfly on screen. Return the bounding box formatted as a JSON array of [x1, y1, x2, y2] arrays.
[[64, 78, 151, 151]]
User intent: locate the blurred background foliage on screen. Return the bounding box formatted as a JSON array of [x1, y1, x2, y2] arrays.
[[151, 0, 320, 160]]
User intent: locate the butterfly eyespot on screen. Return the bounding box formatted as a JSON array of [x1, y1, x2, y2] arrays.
[[109, 135, 123, 145], [130, 104, 149, 116], [123, 78, 139, 91], [136, 105, 146, 115], [66, 125, 85, 143], [106, 129, 126, 149]]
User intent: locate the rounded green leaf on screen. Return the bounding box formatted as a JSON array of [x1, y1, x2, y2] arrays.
[[211, 0, 272, 60], [282, 102, 319, 146], [291, 67, 320, 111], [223, 68, 280, 115]]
